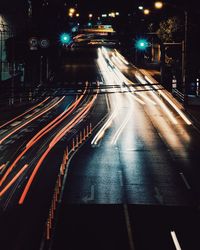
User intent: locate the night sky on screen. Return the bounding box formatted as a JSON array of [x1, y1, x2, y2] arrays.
[[0, 0, 199, 14]]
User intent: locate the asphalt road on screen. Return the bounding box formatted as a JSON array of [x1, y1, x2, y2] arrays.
[[0, 47, 200, 250]]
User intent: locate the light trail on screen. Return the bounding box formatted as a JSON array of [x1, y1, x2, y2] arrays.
[[135, 72, 178, 125], [0, 86, 88, 187], [0, 164, 28, 197], [91, 110, 117, 145], [0, 97, 50, 130], [26, 91, 87, 148], [114, 49, 129, 65], [111, 105, 132, 145], [141, 70, 191, 125], [0, 164, 6, 171], [18, 88, 98, 204], [0, 97, 65, 145]]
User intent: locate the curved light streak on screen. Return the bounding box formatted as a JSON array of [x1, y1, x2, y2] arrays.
[[91, 110, 117, 145], [111, 107, 132, 145], [18, 89, 98, 204], [0, 164, 28, 197], [140, 70, 191, 125], [0, 97, 65, 145], [0, 97, 50, 130], [0, 85, 88, 187], [114, 49, 129, 65], [135, 73, 178, 125]]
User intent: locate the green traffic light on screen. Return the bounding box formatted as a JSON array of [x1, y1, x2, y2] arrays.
[[60, 33, 71, 44], [135, 39, 149, 50]]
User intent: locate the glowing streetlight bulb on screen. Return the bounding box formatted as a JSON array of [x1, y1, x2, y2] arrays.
[[154, 1, 163, 9], [143, 9, 150, 15], [69, 8, 75, 14]]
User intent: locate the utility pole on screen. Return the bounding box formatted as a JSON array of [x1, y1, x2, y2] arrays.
[[183, 10, 188, 107]]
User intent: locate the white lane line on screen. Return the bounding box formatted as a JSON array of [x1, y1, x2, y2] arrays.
[[118, 171, 123, 187], [170, 231, 182, 250], [123, 204, 136, 250], [83, 185, 95, 203], [179, 172, 191, 190]]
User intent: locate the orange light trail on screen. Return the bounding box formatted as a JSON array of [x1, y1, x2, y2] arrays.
[[19, 87, 98, 204], [0, 97, 65, 145], [0, 97, 78, 187], [0, 97, 50, 130], [0, 164, 28, 197], [0, 84, 88, 189], [26, 87, 88, 148]]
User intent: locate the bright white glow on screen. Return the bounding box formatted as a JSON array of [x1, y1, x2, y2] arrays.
[[155, 1, 163, 9], [170, 231, 182, 250], [114, 49, 129, 65], [91, 111, 117, 145], [135, 72, 178, 124], [143, 73, 192, 125], [144, 9, 150, 15], [137, 92, 157, 105], [111, 97, 132, 145]]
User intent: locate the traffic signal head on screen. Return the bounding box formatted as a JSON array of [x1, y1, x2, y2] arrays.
[[135, 39, 149, 50], [60, 33, 71, 44]]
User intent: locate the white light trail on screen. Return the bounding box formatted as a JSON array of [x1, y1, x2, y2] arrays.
[[91, 111, 117, 145], [143, 72, 191, 125], [135, 73, 178, 125]]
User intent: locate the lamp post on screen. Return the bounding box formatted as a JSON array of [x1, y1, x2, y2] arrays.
[[154, 1, 188, 106], [0, 17, 5, 82]]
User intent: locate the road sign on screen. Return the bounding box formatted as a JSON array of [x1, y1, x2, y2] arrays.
[[39, 39, 50, 48], [29, 37, 38, 50]]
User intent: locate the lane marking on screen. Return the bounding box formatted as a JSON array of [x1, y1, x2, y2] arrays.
[[179, 172, 191, 190], [154, 186, 164, 204], [83, 185, 95, 203], [118, 171, 123, 187], [170, 231, 182, 250], [123, 204, 136, 250]]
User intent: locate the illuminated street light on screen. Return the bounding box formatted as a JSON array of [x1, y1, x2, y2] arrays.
[[153, 1, 188, 106], [69, 8, 75, 14], [138, 6, 144, 10], [143, 9, 150, 15], [68, 7, 76, 17], [89, 13, 93, 18], [109, 12, 116, 17], [154, 1, 164, 9]]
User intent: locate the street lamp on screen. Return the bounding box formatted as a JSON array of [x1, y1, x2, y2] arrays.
[[153, 1, 188, 106], [143, 9, 150, 15], [154, 1, 163, 9]]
